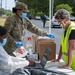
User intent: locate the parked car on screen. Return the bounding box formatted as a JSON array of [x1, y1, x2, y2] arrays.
[[51, 16, 62, 28], [27, 14, 32, 20], [35, 16, 41, 20], [70, 15, 75, 21]]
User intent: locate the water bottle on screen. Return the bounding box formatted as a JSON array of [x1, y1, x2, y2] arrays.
[[26, 37, 33, 54]]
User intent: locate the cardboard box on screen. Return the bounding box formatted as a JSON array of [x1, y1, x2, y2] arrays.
[[32, 35, 56, 60], [36, 39, 56, 60], [32, 35, 54, 52]]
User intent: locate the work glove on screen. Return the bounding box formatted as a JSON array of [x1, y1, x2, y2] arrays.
[[47, 34, 55, 39], [15, 42, 23, 47]]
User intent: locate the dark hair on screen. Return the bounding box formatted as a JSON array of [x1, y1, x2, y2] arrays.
[[0, 26, 7, 37], [54, 9, 70, 20], [12, 7, 21, 13]]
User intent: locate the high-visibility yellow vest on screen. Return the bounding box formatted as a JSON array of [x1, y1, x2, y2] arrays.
[[61, 22, 75, 71]]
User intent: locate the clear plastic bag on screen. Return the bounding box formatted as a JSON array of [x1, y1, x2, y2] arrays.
[[13, 46, 28, 58]]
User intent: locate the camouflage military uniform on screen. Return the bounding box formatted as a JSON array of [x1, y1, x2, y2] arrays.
[[3, 2, 48, 55]]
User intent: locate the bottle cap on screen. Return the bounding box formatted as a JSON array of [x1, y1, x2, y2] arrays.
[[27, 37, 31, 41]]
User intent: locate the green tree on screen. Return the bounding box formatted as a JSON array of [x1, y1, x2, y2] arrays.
[[29, 9, 35, 18], [5, 10, 13, 16], [0, 8, 5, 16], [54, 0, 75, 15], [18, 0, 75, 16], [55, 4, 73, 14], [18, 0, 49, 16]]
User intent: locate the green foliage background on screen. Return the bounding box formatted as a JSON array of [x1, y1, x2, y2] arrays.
[[18, 0, 75, 17], [19, 0, 49, 17], [55, 4, 73, 14]]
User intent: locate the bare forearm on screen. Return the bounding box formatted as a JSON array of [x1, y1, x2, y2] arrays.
[[58, 45, 62, 60], [67, 40, 75, 67], [68, 48, 74, 67]]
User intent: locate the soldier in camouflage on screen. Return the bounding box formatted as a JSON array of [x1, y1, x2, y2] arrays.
[[4, 2, 48, 55]]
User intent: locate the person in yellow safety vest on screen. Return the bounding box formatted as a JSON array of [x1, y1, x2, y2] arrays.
[[51, 9, 75, 71]]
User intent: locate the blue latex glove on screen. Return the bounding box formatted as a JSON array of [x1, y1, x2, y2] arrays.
[[47, 34, 55, 39], [15, 42, 23, 47]]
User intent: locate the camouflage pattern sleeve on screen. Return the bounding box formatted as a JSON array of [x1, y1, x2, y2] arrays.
[[4, 16, 16, 43], [26, 19, 48, 36], [4, 16, 14, 33]]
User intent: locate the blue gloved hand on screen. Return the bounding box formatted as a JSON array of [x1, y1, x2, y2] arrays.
[[15, 42, 23, 47], [47, 34, 55, 39]]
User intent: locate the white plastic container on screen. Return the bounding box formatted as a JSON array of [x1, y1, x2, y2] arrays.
[[13, 46, 28, 57], [26, 37, 33, 54]]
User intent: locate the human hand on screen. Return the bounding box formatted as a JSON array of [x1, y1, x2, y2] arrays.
[[61, 16, 70, 28], [15, 42, 23, 47], [58, 65, 70, 69], [47, 34, 55, 39], [28, 59, 36, 66], [51, 58, 60, 62]]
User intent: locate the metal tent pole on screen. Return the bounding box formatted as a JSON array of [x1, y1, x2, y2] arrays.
[[49, 0, 51, 34]]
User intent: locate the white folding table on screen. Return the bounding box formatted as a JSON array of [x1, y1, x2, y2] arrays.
[[45, 54, 75, 75]]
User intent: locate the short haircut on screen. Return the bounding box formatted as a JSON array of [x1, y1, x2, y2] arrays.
[[54, 9, 70, 20], [0, 26, 7, 36]]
